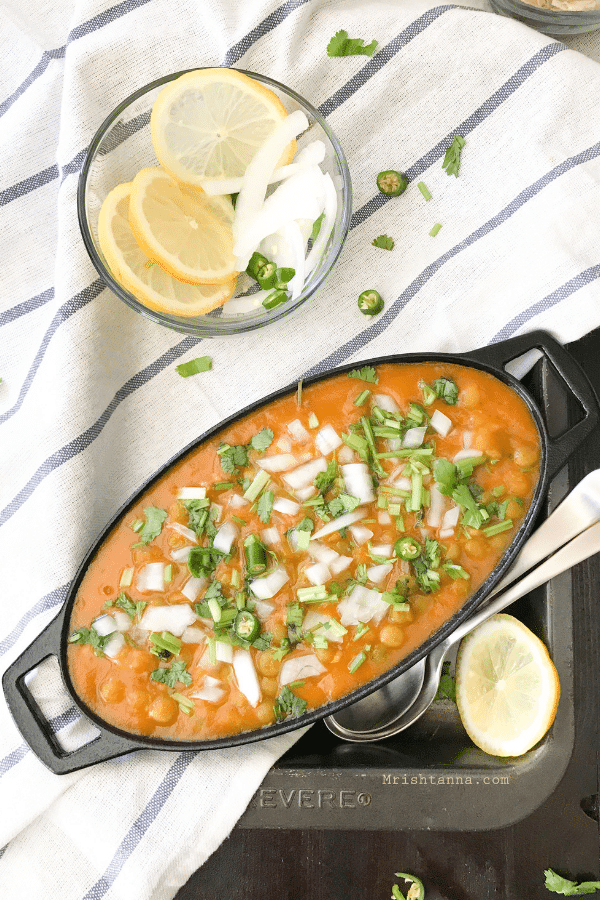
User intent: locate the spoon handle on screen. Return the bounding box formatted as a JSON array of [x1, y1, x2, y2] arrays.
[[447, 517, 600, 647]]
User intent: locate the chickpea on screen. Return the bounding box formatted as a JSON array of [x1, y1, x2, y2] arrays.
[[371, 646, 389, 662], [460, 383, 480, 408], [260, 677, 279, 698], [270, 622, 288, 643], [314, 646, 335, 664], [446, 578, 470, 602], [126, 649, 154, 674], [503, 466, 531, 497], [506, 498, 523, 520], [148, 694, 179, 725], [128, 688, 149, 715], [99, 677, 126, 704], [389, 608, 413, 625], [513, 445, 539, 469], [444, 542, 461, 562], [254, 700, 276, 726], [379, 624, 405, 648], [464, 537, 488, 560], [256, 650, 280, 678]]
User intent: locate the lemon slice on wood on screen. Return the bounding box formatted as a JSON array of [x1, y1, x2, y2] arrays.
[[455, 613, 560, 757], [150, 68, 295, 186], [98, 181, 236, 316], [128, 166, 238, 284]]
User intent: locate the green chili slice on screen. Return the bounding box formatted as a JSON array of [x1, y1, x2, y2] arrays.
[[395, 536, 421, 560], [244, 534, 267, 575], [358, 290, 384, 316], [234, 610, 261, 642], [376, 170, 408, 196]]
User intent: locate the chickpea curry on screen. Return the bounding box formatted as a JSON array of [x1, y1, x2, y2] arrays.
[[67, 362, 541, 741]]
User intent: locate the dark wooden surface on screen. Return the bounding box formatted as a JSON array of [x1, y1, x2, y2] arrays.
[[176, 331, 600, 900]]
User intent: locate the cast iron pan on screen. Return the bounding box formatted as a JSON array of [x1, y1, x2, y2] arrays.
[[3, 331, 599, 773]]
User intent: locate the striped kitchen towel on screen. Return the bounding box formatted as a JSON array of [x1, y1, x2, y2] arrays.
[[1, 1, 600, 898]]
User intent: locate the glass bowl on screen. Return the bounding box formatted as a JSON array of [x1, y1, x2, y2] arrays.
[[490, 0, 600, 36], [77, 69, 352, 337]]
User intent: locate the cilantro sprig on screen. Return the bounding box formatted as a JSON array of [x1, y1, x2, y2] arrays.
[[132, 506, 167, 547], [442, 134, 465, 177], [372, 234, 394, 250], [349, 366, 378, 384], [327, 29, 378, 57], [545, 869, 600, 895]]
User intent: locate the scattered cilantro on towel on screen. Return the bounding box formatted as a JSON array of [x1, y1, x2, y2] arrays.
[[176, 356, 213, 377], [372, 234, 394, 250], [327, 29, 377, 57]]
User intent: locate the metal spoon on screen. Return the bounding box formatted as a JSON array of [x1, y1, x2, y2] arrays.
[[325, 469, 600, 742]]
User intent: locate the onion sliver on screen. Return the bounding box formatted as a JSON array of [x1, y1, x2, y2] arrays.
[[279, 653, 326, 686], [272, 496, 301, 516], [431, 409, 452, 437], [181, 576, 206, 603], [103, 632, 126, 659], [233, 109, 310, 269], [250, 566, 290, 599], [233, 649, 261, 707], [453, 448, 484, 462], [201, 139, 326, 196], [191, 676, 226, 704], [212, 520, 239, 555], [168, 522, 198, 543], [304, 171, 337, 275], [342, 463, 375, 504], [315, 424, 343, 456], [427, 485, 446, 529], [215, 641, 234, 664], [139, 603, 197, 636], [282, 220, 306, 302], [403, 426, 427, 448], [258, 453, 298, 472], [283, 457, 327, 491], [221, 291, 271, 316], [367, 563, 393, 585], [136, 563, 165, 593], [311, 508, 367, 541]]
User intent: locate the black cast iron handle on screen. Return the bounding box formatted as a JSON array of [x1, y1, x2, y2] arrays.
[[463, 330, 600, 480], [2, 611, 141, 774]]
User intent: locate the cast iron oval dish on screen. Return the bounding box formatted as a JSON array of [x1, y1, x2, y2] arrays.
[[3, 331, 598, 773]]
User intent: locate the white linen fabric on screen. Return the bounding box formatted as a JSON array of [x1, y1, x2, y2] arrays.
[[1, 0, 600, 897]]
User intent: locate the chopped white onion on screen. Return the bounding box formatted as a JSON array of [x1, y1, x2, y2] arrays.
[[308, 541, 340, 567], [329, 554, 352, 575], [253, 599, 276, 621], [342, 463, 375, 504], [222, 291, 271, 316], [215, 641, 234, 664], [349, 523, 374, 546], [378, 510, 392, 525], [213, 520, 239, 555], [431, 409, 452, 437], [453, 448, 484, 462], [287, 419, 310, 443], [139, 604, 197, 636], [441, 506, 461, 530], [311, 508, 367, 541], [260, 527, 281, 547], [372, 393, 400, 413], [103, 632, 126, 659], [315, 424, 343, 456], [338, 585, 390, 627], [168, 522, 198, 543], [337, 445, 355, 465], [294, 485, 317, 501], [386, 438, 403, 452], [427, 484, 447, 529], [302, 611, 345, 642], [92, 614, 116, 637], [181, 576, 206, 603], [279, 653, 326, 686], [112, 611, 132, 632], [258, 453, 298, 473], [370, 543, 394, 558], [273, 497, 301, 516], [228, 493, 248, 509], [304, 561, 331, 586], [390, 475, 412, 492], [250, 566, 290, 599], [283, 457, 327, 491], [367, 563, 393, 585], [181, 625, 207, 644], [276, 436, 292, 453], [191, 675, 227, 704], [171, 546, 193, 563], [136, 563, 165, 593], [403, 426, 427, 448], [178, 487, 206, 500], [233, 649, 262, 707]]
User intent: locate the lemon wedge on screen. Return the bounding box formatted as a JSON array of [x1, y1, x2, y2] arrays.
[[98, 181, 236, 316], [150, 68, 295, 187], [455, 613, 560, 757], [128, 166, 238, 284]]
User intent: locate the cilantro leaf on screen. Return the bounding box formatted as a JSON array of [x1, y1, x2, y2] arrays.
[[434, 661, 457, 702], [132, 506, 167, 547], [250, 427, 274, 452], [433, 458, 458, 496], [433, 376, 459, 404], [176, 356, 212, 377], [327, 29, 377, 57], [188, 546, 225, 579], [257, 489, 275, 524], [150, 660, 193, 688], [218, 443, 249, 475], [372, 234, 394, 251], [314, 455, 339, 494], [104, 591, 138, 619], [312, 212, 325, 241], [183, 499, 209, 536], [68, 627, 111, 656], [442, 134, 465, 177], [273, 685, 308, 721], [544, 870, 600, 895], [349, 366, 378, 384]]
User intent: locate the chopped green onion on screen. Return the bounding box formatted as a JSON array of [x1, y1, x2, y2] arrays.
[[358, 289, 384, 316], [208, 597, 222, 623], [164, 564, 173, 583], [417, 181, 432, 201], [244, 534, 267, 576], [171, 692, 194, 715], [150, 631, 181, 656], [483, 519, 514, 537], [119, 567, 134, 588], [230, 569, 241, 589], [429, 222, 442, 237], [353, 623, 370, 641], [376, 170, 408, 196], [129, 518, 144, 533], [354, 389, 371, 407], [243, 469, 270, 502], [176, 356, 212, 378], [308, 412, 319, 429], [297, 585, 329, 603], [297, 380, 303, 407], [349, 651, 367, 673], [444, 563, 470, 580]]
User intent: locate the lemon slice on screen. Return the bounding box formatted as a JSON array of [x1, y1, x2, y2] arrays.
[[455, 613, 560, 757], [98, 182, 236, 316], [150, 68, 295, 186], [128, 166, 238, 284]]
